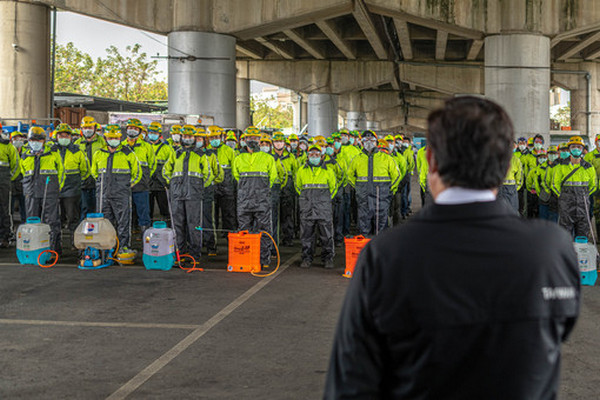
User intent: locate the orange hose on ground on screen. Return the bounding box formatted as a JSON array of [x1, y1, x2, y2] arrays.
[[178, 253, 203, 273], [251, 231, 280, 278], [38, 250, 59, 268]]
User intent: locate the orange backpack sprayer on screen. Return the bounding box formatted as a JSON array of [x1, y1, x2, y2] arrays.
[[343, 235, 370, 278]]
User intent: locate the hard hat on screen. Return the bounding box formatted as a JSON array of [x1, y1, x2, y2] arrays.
[[207, 125, 223, 137], [558, 142, 568, 150], [517, 136, 527, 142], [315, 138, 327, 147], [126, 118, 143, 129], [81, 116, 96, 128], [259, 134, 272, 143], [314, 135, 326, 142], [527, 137, 534, 145], [548, 145, 558, 153], [196, 127, 207, 137], [595, 134, 600, 142], [567, 136, 584, 147], [299, 134, 309, 143], [182, 125, 196, 136], [28, 126, 46, 141], [225, 131, 238, 142], [536, 148, 547, 156], [326, 137, 335, 145], [54, 123, 73, 135], [272, 132, 285, 141], [170, 124, 182, 134], [308, 137, 314, 144], [361, 130, 378, 139], [339, 128, 350, 135], [308, 144, 321, 152], [11, 130, 25, 139], [288, 134, 299, 141], [384, 134, 394, 142], [72, 128, 81, 137], [395, 134, 404, 141], [331, 131, 341, 139], [148, 121, 162, 133], [103, 124, 122, 138], [245, 125, 261, 137]]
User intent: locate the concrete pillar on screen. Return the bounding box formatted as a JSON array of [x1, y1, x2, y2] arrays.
[[301, 100, 308, 131], [570, 63, 600, 138], [308, 93, 338, 136], [236, 77, 250, 130], [0, 1, 50, 120], [346, 111, 367, 131], [168, 31, 236, 127], [366, 121, 381, 131], [485, 34, 550, 142]]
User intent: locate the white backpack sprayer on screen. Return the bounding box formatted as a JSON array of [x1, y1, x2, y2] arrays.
[[16, 177, 57, 267], [74, 171, 119, 269]]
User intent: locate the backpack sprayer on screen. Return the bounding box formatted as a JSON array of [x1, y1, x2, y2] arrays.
[[16, 176, 58, 267], [74, 171, 118, 270]]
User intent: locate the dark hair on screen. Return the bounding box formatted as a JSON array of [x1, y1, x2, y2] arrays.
[[427, 96, 514, 189]]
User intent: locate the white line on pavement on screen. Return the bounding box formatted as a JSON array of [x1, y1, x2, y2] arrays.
[[0, 318, 200, 330]]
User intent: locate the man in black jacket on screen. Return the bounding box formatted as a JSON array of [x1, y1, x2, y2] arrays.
[[324, 97, 580, 400]]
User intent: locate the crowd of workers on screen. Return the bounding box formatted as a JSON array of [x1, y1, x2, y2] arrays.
[[0, 116, 596, 269], [0, 118, 417, 269]]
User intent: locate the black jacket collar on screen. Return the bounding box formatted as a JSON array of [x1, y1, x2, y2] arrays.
[[415, 199, 519, 222]]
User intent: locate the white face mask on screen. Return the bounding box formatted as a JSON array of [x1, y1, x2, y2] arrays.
[[82, 129, 95, 138], [518, 144, 526, 151], [171, 134, 181, 143], [127, 128, 140, 138], [260, 145, 271, 153], [273, 142, 285, 150], [299, 142, 308, 151], [0, 132, 10, 141], [29, 141, 44, 152], [341, 136, 349, 145], [107, 139, 121, 148], [548, 154, 558, 163], [363, 140, 376, 152], [226, 141, 237, 149], [12, 140, 24, 149]]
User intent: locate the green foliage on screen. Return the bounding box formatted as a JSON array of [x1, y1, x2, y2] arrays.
[[552, 102, 571, 128], [250, 97, 293, 129], [55, 42, 167, 102]]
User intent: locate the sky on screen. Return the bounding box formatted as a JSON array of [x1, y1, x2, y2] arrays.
[[55, 11, 269, 93]]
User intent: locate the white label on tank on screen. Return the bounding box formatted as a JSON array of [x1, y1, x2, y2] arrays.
[[83, 222, 99, 234]]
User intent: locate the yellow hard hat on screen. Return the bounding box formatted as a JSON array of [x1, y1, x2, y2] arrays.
[[260, 134, 272, 143], [28, 126, 46, 141], [181, 125, 196, 136], [103, 124, 122, 138], [207, 125, 223, 137], [170, 125, 182, 134], [126, 118, 143, 129], [196, 127, 207, 137], [81, 116, 96, 128], [245, 125, 261, 137], [148, 121, 162, 133], [54, 123, 73, 135], [567, 136, 584, 147]]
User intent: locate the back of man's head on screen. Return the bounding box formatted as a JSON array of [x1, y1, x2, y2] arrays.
[[427, 96, 513, 189]]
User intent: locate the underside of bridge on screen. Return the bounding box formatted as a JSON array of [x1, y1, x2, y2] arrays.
[[4, 0, 600, 136]]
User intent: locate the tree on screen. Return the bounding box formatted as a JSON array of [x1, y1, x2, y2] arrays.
[[250, 97, 293, 128], [552, 102, 571, 128], [55, 42, 167, 102]]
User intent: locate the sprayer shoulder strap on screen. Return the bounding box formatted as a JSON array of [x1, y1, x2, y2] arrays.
[[561, 166, 581, 188]]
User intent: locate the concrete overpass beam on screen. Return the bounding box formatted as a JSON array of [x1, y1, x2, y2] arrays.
[[366, 120, 381, 131], [485, 34, 550, 140], [308, 93, 338, 136], [236, 77, 251, 130], [393, 19, 413, 60], [316, 20, 356, 60], [0, 1, 50, 120], [168, 31, 236, 127], [398, 63, 483, 95], [352, 0, 388, 59]]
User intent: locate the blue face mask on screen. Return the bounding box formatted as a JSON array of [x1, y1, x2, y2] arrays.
[[570, 148, 583, 158], [349, 137, 355, 145], [147, 133, 160, 142], [210, 139, 220, 148], [333, 141, 341, 150], [29, 141, 44, 152], [325, 147, 334, 156], [309, 156, 321, 166], [560, 151, 570, 159], [196, 140, 204, 149]]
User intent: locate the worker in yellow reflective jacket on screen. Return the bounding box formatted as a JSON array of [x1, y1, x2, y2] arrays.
[[0, 124, 19, 247]]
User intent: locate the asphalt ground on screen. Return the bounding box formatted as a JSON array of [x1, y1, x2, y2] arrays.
[[1, 183, 599, 399]]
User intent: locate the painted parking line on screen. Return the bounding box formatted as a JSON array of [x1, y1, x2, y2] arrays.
[[106, 251, 302, 400], [0, 318, 200, 330], [0, 262, 231, 271]]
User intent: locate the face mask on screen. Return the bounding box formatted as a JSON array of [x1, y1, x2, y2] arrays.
[[196, 140, 204, 149], [260, 145, 271, 153], [247, 141, 260, 152], [12, 140, 24, 149], [58, 138, 71, 146], [127, 129, 140, 138], [210, 139, 220, 148], [82, 129, 95, 138], [389, 144, 395, 152], [171, 134, 181, 143], [147, 133, 160, 142], [534, 143, 543, 151], [341, 136, 349, 145], [299, 142, 308, 151], [570, 148, 583, 158], [560, 151, 570, 159], [240, 140, 246, 148], [107, 139, 121, 148], [29, 141, 44, 152], [349, 137, 355, 145], [548, 154, 558, 163], [0, 133, 10, 141], [363, 140, 376, 152], [290, 142, 298, 150], [333, 142, 341, 150], [309, 156, 321, 166], [402, 142, 409, 149], [273, 142, 285, 150], [325, 147, 334, 156], [538, 157, 547, 164], [182, 138, 195, 146], [226, 141, 236, 149], [518, 144, 526, 151]]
